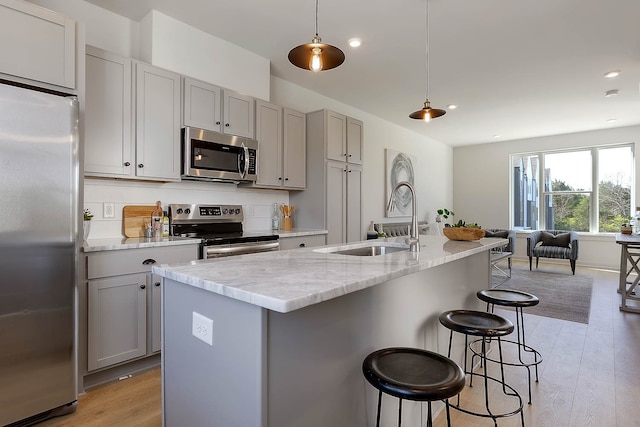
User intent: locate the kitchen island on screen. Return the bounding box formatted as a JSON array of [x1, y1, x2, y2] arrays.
[[153, 235, 506, 427]]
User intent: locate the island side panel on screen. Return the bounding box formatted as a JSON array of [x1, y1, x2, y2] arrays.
[[162, 278, 267, 427], [267, 251, 489, 427]]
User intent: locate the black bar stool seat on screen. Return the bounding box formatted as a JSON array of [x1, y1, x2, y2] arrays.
[[477, 289, 543, 404], [362, 347, 465, 427], [439, 309, 524, 427], [477, 289, 539, 308]]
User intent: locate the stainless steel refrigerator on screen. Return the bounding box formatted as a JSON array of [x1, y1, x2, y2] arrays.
[[0, 82, 79, 426]]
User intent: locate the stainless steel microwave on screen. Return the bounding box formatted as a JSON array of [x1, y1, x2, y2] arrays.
[[181, 126, 258, 183]]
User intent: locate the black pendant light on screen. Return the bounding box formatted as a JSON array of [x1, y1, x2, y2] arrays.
[[288, 0, 345, 72], [409, 0, 446, 122]]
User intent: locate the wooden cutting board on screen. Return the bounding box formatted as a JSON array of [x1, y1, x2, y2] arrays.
[[123, 205, 156, 237]]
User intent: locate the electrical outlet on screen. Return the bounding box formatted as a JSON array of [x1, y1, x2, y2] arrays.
[[192, 312, 213, 346], [103, 202, 115, 218]]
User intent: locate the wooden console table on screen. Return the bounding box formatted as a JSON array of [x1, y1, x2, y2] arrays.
[[615, 233, 640, 313]]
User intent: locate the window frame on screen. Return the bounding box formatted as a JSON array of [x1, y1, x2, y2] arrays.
[[510, 143, 635, 233]]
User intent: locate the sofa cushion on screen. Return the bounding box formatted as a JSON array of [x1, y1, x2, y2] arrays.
[[539, 231, 571, 248], [485, 230, 509, 239]]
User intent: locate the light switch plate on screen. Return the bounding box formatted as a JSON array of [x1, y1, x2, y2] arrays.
[[103, 202, 115, 218]]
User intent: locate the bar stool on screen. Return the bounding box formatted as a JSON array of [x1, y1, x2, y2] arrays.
[[362, 347, 466, 427], [477, 289, 543, 404], [439, 310, 524, 427]]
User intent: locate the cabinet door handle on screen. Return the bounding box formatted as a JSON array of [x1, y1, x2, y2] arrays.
[[299, 243, 306, 247], [124, 161, 131, 166], [348, 170, 352, 173], [348, 154, 352, 157], [284, 177, 289, 181], [216, 121, 221, 125], [278, 177, 282, 180], [225, 123, 230, 127], [343, 153, 347, 157], [142, 258, 157, 265], [155, 282, 161, 287], [140, 284, 146, 290], [138, 163, 144, 168]]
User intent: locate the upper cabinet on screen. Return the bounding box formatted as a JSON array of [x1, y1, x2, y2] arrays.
[[251, 101, 305, 190], [0, 0, 76, 89], [325, 111, 363, 165], [183, 77, 255, 138], [84, 46, 181, 181]]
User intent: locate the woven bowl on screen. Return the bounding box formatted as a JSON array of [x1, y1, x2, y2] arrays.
[[443, 227, 485, 241]]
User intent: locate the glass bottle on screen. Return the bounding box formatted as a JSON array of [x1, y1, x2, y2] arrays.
[[271, 203, 280, 230]]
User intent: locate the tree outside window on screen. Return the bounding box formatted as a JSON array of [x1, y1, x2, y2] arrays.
[[512, 145, 633, 233]]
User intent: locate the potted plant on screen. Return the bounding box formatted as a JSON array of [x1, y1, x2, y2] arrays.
[[436, 208, 454, 223], [83, 209, 93, 241]]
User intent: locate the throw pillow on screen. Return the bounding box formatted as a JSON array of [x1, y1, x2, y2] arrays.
[[484, 230, 509, 238], [539, 231, 571, 248]]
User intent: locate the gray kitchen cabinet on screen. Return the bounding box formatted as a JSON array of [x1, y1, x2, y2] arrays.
[[84, 46, 133, 176], [282, 108, 306, 189], [252, 101, 305, 189], [0, 0, 75, 89], [135, 62, 181, 180], [182, 76, 255, 138], [290, 109, 364, 244], [278, 234, 326, 250], [324, 110, 363, 165], [182, 76, 221, 131], [87, 273, 147, 371], [84, 46, 181, 181], [85, 245, 198, 372]]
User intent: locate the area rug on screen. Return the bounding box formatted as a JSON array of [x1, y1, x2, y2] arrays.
[[494, 268, 593, 324]]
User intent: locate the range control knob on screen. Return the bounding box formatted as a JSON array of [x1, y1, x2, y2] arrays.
[[176, 208, 183, 214], [222, 208, 228, 215], [184, 208, 191, 214], [235, 208, 241, 214]]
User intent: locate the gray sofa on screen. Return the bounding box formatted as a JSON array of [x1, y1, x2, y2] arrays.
[[527, 230, 579, 275]]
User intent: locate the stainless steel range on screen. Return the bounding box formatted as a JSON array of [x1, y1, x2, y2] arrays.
[[169, 204, 279, 259]]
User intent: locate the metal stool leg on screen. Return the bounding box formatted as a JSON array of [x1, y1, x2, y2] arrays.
[[375, 389, 382, 427], [398, 398, 402, 427]]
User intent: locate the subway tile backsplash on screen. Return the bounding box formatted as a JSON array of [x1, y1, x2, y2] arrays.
[[84, 178, 289, 239]]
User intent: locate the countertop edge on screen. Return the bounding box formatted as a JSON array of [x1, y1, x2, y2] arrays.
[[153, 236, 507, 313], [83, 236, 201, 252]]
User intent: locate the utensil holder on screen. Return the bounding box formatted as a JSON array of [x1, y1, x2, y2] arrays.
[[282, 216, 291, 231]]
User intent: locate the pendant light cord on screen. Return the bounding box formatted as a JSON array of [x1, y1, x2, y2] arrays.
[[425, 0, 430, 100], [315, 0, 319, 37]]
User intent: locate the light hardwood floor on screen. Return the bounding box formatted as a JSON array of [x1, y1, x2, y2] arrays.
[[39, 261, 639, 427]]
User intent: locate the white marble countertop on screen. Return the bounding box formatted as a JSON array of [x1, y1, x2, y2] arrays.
[[83, 236, 201, 252], [152, 235, 507, 313], [82, 229, 327, 252]]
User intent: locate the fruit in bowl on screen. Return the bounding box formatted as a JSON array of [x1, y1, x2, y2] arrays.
[[443, 220, 485, 241]]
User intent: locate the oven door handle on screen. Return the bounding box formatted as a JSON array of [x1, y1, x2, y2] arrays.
[[205, 241, 280, 257]]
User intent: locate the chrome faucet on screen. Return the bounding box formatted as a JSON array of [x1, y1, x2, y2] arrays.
[[386, 181, 419, 252]]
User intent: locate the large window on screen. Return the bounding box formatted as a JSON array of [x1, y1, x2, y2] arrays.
[[511, 145, 633, 233]]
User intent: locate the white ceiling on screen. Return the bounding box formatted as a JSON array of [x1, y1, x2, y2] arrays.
[[84, 0, 640, 147]]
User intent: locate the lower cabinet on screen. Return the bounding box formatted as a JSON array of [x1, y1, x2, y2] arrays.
[[279, 234, 326, 250], [87, 273, 147, 371], [86, 245, 198, 372]]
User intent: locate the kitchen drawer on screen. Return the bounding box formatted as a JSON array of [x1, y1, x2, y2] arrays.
[[279, 235, 326, 251], [87, 245, 198, 279]]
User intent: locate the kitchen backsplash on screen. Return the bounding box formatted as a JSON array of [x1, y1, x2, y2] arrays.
[[84, 178, 289, 239]]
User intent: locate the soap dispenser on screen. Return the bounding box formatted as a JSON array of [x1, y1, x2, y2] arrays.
[[366, 221, 378, 240]]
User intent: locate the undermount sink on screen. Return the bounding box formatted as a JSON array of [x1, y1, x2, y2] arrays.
[[314, 242, 410, 257]]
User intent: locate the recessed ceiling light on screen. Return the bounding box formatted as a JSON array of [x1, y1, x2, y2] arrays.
[[348, 38, 362, 48], [493, 134, 501, 138], [606, 118, 617, 123], [605, 89, 619, 97], [604, 70, 621, 78], [446, 104, 457, 110]]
